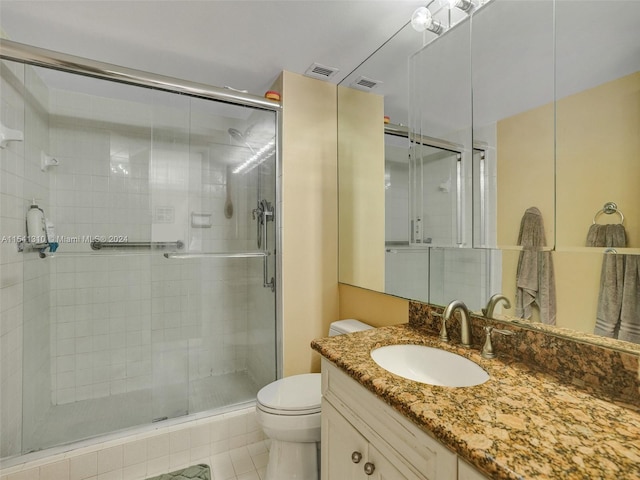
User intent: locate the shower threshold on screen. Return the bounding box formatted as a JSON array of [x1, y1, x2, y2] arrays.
[[22, 370, 261, 455]]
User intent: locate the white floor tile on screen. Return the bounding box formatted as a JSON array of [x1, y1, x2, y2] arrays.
[[210, 453, 235, 480], [228, 447, 254, 476], [236, 472, 260, 480]]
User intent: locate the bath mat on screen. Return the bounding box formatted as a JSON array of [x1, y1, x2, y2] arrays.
[[146, 463, 211, 480]]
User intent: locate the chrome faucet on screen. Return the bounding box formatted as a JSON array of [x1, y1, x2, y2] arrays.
[[482, 294, 511, 319], [439, 300, 472, 348]]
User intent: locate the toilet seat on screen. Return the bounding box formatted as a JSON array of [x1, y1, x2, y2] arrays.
[[256, 373, 321, 416]]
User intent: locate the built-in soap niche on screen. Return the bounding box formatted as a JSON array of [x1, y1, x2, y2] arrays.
[[191, 212, 212, 228]]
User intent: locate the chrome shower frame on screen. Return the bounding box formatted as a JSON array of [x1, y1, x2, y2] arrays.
[[0, 38, 285, 379]]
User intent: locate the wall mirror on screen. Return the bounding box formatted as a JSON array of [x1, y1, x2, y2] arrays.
[[554, 0, 639, 253], [337, 0, 640, 350], [471, 0, 555, 251]]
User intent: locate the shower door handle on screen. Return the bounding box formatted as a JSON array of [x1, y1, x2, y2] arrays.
[[258, 200, 275, 292], [456, 155, 463, 246]]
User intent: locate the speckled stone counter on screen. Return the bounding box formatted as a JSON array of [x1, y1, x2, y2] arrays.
[[311, 324, 640, 480]]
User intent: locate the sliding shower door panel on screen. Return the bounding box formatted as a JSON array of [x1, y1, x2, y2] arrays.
[[410, 146, 461, 248], [185, 98, 278, 413], [8, 48, 279, 456]]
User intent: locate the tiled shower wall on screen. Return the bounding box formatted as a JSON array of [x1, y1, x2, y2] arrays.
[[0, 59, 52, 458]]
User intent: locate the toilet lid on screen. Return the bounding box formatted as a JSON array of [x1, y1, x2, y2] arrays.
[[257, 373, 321, 414]]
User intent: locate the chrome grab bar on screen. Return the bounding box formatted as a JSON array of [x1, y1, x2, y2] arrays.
[[90, 240, 184, 250]]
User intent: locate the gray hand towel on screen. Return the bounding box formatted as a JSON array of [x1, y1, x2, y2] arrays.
[[593, 253, 625, 338], [515, 207, 556, 325], [619, 256, 640, 344], [586, 223, 627, 249], [588, 224, 627, 339]]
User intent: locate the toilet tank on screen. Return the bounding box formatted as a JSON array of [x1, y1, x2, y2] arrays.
[[329, 319, 373, 336]]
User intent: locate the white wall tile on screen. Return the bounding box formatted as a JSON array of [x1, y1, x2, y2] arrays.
[[146, 434, 170, 460], [69, 452, 97, 480], [97, 445, 122, 475], [39, 460, 69, 480]]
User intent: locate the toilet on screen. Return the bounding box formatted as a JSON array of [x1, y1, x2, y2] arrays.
[[256, 319, 373, 480]]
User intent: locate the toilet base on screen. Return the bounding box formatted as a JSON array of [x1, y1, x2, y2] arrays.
[[265, 439, 318, 480]]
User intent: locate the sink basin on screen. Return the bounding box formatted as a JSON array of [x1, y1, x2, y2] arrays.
[[370, 344, 489, 387]]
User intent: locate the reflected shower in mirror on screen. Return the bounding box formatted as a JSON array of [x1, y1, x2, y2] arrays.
[[382, 126, 495, 311]]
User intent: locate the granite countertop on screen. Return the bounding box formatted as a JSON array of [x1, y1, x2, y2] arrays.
[[311, 324, 640, 480]]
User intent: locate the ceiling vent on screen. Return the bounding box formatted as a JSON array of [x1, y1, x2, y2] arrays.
[[350, 76, 383, 91], [304, 63, 339, 80]]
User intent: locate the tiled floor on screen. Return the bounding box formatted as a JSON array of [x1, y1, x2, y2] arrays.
[[208, 441, 269, 480]]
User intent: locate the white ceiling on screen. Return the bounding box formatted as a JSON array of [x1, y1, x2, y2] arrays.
[[2, 1, 638, 131], [0, 0, 425, 101]]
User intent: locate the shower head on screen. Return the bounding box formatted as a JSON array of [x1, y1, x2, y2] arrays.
[[228, 127, 256, 154], [228, 128, 245, 142]]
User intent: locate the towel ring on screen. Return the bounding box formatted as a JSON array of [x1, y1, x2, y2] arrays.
[[592, 202, 624, 225]]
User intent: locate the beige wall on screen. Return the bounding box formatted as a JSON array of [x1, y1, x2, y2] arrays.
[[337, 86, 385, 292], [556, 72, 640, 248], [339, 284, 408, 327], [500, 72, 640, 331], [497, 103, 555, 247], [279, 71, 340, 375]]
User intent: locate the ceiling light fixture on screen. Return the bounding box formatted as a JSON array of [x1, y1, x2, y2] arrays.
[[410, 6, 444, 34], [444, 0, 475, 12]]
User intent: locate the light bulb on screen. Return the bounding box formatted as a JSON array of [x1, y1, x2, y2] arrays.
[[445, 0, 474, 12], [410, 6, 443, 34], [411, 7, 433, 32]]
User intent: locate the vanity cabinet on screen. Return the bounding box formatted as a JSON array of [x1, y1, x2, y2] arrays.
[[322, 400, 414, 479], [321, 359, 489, 480]]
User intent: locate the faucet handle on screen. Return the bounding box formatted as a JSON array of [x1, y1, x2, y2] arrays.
[[435, 312, 450, 343], [481, 326, 516, 359]]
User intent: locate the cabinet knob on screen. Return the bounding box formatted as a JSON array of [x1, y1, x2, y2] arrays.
[[351, 451, 362, 464], [364, 462, 376, 475]]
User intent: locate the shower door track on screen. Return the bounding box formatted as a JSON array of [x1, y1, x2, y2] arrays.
[[0, 39, 281, 112]]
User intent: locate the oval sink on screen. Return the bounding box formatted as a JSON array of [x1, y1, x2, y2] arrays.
[[370, 344, 489, 387]]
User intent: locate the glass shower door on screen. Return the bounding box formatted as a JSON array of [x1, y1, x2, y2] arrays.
[[147, 91, 192, 423], [409, 143, 463, 247], [14, 53, 278, 455], [182, 97, 278, 415]]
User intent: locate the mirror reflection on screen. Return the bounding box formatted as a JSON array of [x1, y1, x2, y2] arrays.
[[337, 0, 640, 347]]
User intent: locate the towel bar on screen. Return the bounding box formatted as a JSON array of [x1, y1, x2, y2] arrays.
[[592, 202, 624, 225]]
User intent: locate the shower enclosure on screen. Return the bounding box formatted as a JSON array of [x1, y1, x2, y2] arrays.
[[0, 41, 280, 457], [383, 128, 491, 311]]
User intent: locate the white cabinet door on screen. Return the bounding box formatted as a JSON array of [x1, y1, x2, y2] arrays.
[[322, 399, 424, 480], [367, 444, 422, 480], [322, 399, 368, 479], [458, 458, 490, 480]]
